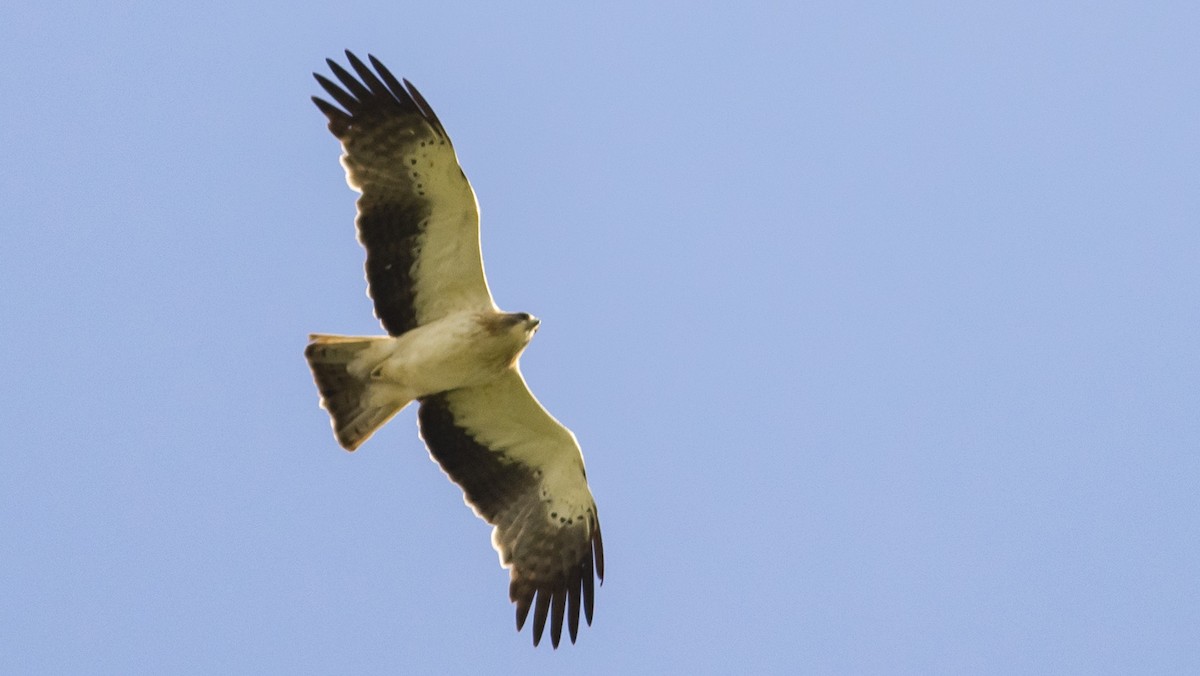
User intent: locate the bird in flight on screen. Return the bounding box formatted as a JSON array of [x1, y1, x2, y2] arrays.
[[304, 51, 604, 648]]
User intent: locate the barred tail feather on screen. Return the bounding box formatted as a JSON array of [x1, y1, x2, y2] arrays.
[[304, 334, 412, 451]]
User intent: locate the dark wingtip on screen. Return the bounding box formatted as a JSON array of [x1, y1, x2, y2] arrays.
[[567, 567, 582, 643], [399, 77, 447, 138], [583, 555, 595, 626], [550, 588, 566, 648], [314, 52, 449, 143], [515, 593, 532, 632], [325, 58, 371, 100], [313, 72, 358, 112], [311, 96, 350, 136], [311, 95, 338, 116], [531, 588, 552, 647], [593, 523, 605, 582]]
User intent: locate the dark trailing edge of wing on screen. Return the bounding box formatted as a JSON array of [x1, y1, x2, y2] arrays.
[[417, 394, 604, 648], [312, 52, 454, 335]]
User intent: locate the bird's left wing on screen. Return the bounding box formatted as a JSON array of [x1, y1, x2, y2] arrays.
[[313, 52, 495, 335], [417, 370, 604, 647]]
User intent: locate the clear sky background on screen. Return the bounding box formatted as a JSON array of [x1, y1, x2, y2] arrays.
[[2, 2, 1198, 674]]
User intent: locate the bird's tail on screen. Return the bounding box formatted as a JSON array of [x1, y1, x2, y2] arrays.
[[304, 334, 412, 451]]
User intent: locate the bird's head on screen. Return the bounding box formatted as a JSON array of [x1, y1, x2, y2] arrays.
[[480, 311, 541, 345], [508, 312, 540, 339], [477, 311, 540, 368]]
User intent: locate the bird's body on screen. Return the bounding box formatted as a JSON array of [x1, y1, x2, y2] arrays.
[[304, 52, 603, 648], [307, 311, 535, 450]]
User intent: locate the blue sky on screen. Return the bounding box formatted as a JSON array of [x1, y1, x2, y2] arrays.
[[2, 2, 1198, 673]]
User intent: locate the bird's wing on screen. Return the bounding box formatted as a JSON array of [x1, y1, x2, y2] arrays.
[[313, 51, 494, 336], [417, 369, 604, 648]]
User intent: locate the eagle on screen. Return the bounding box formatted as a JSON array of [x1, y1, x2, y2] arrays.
[[304, 52, 604, 648]]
